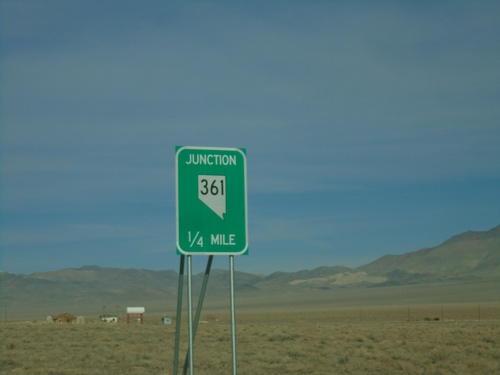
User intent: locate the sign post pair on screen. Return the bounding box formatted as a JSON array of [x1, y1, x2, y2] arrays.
[[174, 146, 248, 375]]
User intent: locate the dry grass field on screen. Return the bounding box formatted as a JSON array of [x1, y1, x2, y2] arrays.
[[2, 303, 500, 375]]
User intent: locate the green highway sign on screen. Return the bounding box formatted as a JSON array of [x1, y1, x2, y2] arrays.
[[176, 146, 248, 255]]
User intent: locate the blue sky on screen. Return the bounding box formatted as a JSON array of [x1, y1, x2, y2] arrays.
[[1, 1, 499, 275]]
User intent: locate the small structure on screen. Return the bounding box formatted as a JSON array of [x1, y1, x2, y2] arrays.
[[126, 307, 145, 324], [53, 312, 77, 323], [99, 314, 118, 323], [162, 315, 172, 325]]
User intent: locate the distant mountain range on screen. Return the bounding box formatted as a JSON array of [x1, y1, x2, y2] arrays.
[[1, 225, 499, 319], [359, 225, 500, 281]]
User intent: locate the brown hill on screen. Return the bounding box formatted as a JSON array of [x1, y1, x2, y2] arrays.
[[1, 225, 499, 320], [359, 225, 500, 280]]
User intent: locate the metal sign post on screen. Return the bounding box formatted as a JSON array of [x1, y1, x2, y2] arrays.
[[182, 256, 213, 375], [229, 255, 237, 374], [174, 146, 248, 375], [173, 255, 185, 374], [187, 256, 194, 375]]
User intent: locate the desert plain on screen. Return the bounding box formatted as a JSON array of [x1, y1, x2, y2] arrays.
[[2, 286, 500, 375]]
